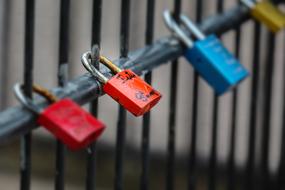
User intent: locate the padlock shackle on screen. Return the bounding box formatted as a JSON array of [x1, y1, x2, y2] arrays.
[[14, 83, 41, 114], [13, 83, 59, 114], [180, 14, 206, 40], [81, 51, 122, 84], [32, 84, 59, 103], [82, 51, 108, 83], [100, 56, 122, 74], [163, 10, 194, 47], [240, 0, 255, 9]]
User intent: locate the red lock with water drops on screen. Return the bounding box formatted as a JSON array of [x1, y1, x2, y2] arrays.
[[81, 53, 162, 116]]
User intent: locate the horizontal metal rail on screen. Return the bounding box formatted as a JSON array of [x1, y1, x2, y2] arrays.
[[0, 2, 282, 142]]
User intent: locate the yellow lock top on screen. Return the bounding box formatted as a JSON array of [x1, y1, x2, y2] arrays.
[[251, 1, 285, 33]]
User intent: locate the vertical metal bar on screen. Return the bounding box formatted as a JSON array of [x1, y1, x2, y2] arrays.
[[208, 1, 223, 190], [55, 0, 70, 189], [227, 2, 241, 188], [276, 35, 285, 190], [208, 96, 218, 190], [166, 1, 181, 190], [216, 0, 223, 14], [260, 32, 276, 190], [114, 0, 130, 189], [21, 0, 35, 189], [140, 0, 155, 189], [91, 0, 102, 50], [86, 1, 102, 190], [276, 37, 285, 190], [0, 0, 9, 110], [244, 21, 261, 190], [188, 1, 203, 190]]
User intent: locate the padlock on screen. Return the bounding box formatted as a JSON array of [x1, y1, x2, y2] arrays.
[[13, 84, 106, 150], [241, 0, 285, 33], [163, 11, 249, 95], [81, 53, 162, 116]]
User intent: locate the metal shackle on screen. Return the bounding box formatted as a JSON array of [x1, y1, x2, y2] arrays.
[[14, 83, 59, 114], [179, 14, 206, 40], [81, 51, 122, 84], [163, 10, 194, 47], [240, 0, 256, 9]]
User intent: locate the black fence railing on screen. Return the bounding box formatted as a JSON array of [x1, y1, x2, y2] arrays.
[[0, 0, 285, 190], [0, 3, 256, 140]]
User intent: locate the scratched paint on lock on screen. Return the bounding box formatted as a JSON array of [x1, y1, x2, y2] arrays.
[[185, 35, 249, 94], [103, 70, 161, 116], [38, 99, 105, 150], [203, 36, 246, 78], [57, 109, 98, 138]]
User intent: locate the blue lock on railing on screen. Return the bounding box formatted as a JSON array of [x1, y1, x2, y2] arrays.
[[163, 11, 249, 95]]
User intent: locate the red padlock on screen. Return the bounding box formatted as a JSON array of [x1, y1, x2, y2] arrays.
[[14, 84, 106, 150], [81, 53, 162, 116]]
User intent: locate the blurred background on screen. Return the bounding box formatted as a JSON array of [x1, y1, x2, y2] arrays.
[[0, 0, 285, 189]]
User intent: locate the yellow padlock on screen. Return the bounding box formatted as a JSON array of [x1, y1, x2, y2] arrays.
[[242, 0, 285, 33]]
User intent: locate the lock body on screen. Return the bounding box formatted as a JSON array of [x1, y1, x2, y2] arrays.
[[185, 35, 249, 95], [103, 69, 161, 116], [251, 1, 285, 32], [38, 98, 105, 150]]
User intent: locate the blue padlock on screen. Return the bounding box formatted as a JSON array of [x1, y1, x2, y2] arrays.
[[163, 11, 249, 95]]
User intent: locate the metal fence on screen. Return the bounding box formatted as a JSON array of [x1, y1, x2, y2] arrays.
[[0, 0, 285, 189]]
